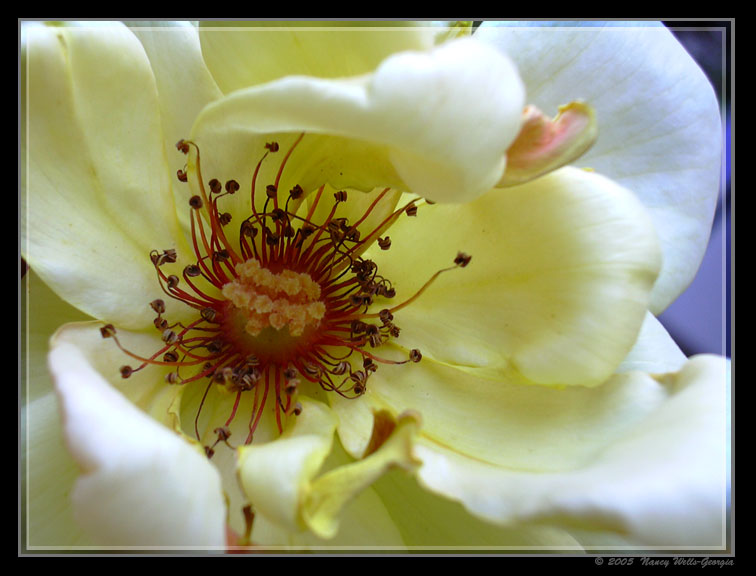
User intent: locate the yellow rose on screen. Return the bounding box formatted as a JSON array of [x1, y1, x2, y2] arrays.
[[22, 21, 727, 552]]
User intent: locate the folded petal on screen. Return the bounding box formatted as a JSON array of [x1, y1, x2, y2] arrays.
[[368, 167, 660, 387], [23, 23, 194, 329], [411, 355, 728, 548], [237, 399, 421, 540], [476, 23, 723, 312], [373, 469, 586, 550], [190, 38, 525, 204], [198, 21, 440, 94], [48, 327, 226, 548], [128, 22, 223, 230], [25, 394, 93, 548], [616, 311, 687, 374]]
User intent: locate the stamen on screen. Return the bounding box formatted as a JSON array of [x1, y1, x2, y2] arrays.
[[106, 137, 470, 457]]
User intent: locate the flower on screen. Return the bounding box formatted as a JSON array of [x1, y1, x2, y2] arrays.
[[22, 21, 727, 552]]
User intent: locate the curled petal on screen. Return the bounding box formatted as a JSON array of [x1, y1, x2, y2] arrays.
[[499, 101, 598, 186], [476, 23, 723, 312], [237, 400, 421, 540], [190, 38, 525, 203], [49, 325, 226, 549]]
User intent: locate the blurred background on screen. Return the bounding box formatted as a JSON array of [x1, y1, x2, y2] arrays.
[[658, 22, 731, 358]]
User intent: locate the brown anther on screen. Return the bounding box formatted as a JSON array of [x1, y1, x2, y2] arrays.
[[153, 317, 168, 330], [212, 370, 225, 384], [219, 212, 232, 226], [204, 445, 215, 458], [346, 228, 361, 242], [200, 307, 217, 323], [161, 249, 178, 265], [363, 357, 377, 373], [120, 365, 133, 379], [379, 309, 393, 324], [239, 374, 258, 391], [283, 367, 298, 381], [302, 361, 322, 378], [265, 231, 280, 246], [150, 299, 166, 314], [454, 252, 472, 267], [289, 184, 304, 200], [185, 264, 201, 277], [165, 372, 179, 384], [163, 351, 179, 363], [405, 204, 418, 217], [378, 236, 392, 250], [270, 208, 286, 222], [334, 190, 348, 203], [409, 349, 423, 363], [265, 141, 279, 152], [350, 293, 372, 307], [284, 379, 299, 395], [365, 324, 380, 336], [162, 329, 178, 345], [176, 169, 188, 182], [214, 426, 232, 441], [389, 325, 401, 338], [369, 333, 383, 348], [283, 224, 295, 238], [206, 339, 223, 354], [176, 139, 190, 154], [383, 287, 396, 299], [209, 179, 222, 194], [225, 180, 240, 194], [300, 224, 315, 238], [266, 184, 277, 199], [241, 221, 258, 238], [293, 402, 303, 416], [189, 195, 203, 209], [332, 361, 350, 376], [166, 275, 180, 289], [100, 324, 116, 338], [213, 249, 229, 263], [351, 319, 368, 334]]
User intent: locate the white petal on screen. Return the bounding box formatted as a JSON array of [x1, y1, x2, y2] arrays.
[[617, 311, 687, 374], [476, 23, 723, 312], [49, 329, 226, 549]]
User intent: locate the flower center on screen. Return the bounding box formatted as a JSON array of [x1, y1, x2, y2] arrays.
[[101, 135, 470, 457]]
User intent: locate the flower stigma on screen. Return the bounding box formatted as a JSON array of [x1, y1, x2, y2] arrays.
[[100, 135, 471, 458]]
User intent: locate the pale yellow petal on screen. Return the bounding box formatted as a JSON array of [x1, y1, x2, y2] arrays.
[[368, 167, 660, 387], [412, 355, 728, 548], [374, 469, 585, 551], [23, 23, 194, 329], [198, 22, 438, 93], [190, 38, 524, 204], [128, 22, 223, 232]]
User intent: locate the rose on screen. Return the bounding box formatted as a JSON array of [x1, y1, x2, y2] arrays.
[[22, 21, 727, 551]]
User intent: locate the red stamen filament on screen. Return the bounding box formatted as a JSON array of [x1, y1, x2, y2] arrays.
[[105, 135, 469, 459]]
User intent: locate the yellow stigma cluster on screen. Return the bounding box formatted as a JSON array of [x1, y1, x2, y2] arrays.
[[221, 260, 326, 337]]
